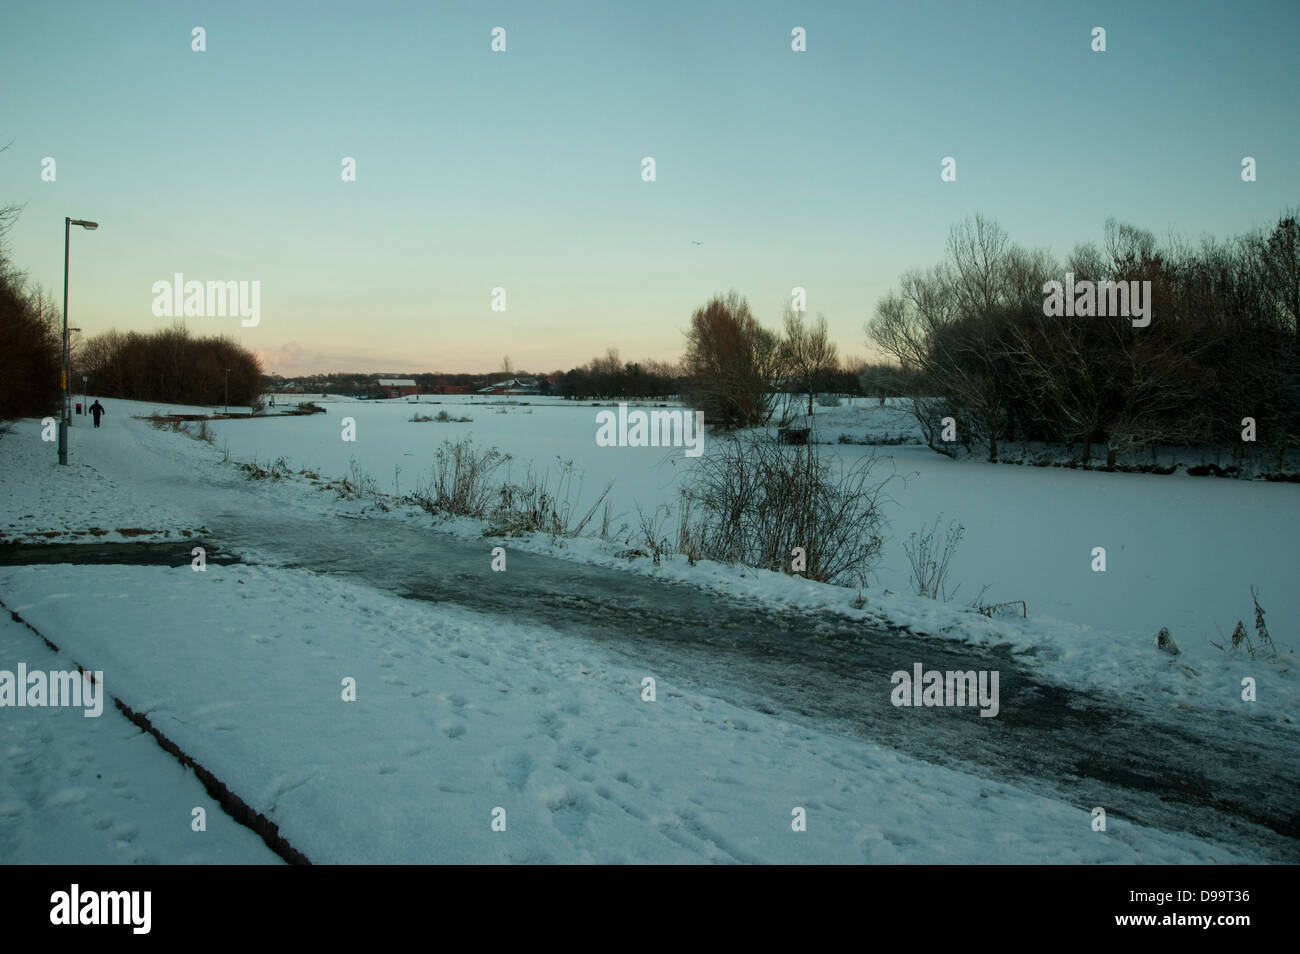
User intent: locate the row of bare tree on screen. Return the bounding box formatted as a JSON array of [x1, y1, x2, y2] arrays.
[[868, 212, 1300, 463], [79, 324, 263, 407], [0, 197, 63, 419], [554, 349, 681, 400]]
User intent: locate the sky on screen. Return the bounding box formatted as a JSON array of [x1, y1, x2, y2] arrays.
[[2, 0, 1298, 376]]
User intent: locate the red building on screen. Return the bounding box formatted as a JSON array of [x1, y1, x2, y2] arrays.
[[377, 378, 419, 399]]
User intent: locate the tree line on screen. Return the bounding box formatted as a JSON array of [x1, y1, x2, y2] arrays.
[[79, 324, 263, 407], [0, 178, 62, 418], [866, 212, 1300, 464], [552, 349, 681, 400], [0, 248, 62, 419], [0, 194, 263, 415]]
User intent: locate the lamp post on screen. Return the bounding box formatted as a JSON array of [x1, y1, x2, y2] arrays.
[[82, 374, 88, 416], [60, 217, 98, 465], [224, 368, 230, 415], [67, 329, 81, 419]]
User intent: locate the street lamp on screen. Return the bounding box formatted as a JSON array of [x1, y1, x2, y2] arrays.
[[66, 329, 81, 420], [82, 374, 88, 417], [60, 217, 98, 465], [225, 368, 230, 415]]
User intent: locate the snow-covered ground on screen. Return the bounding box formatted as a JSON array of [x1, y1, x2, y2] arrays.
[[188, 395, 1300, 645], [1, 399, 1295, 863], [3, 399, 1296, 721], [0, 561, 1257, 863], [0, 612, 279, 864]]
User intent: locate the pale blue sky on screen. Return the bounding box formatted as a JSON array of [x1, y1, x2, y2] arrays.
[[2, 0, 1297, 374]]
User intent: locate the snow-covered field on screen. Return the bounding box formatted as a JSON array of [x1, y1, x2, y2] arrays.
[[4, 398, 1297, 720], [1, 398, 1295, 863]]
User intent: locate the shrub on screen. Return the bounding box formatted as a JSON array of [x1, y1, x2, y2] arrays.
[[411, 410, 472, 423], [411, 438, 511, 518], [485, 458, 611, 538], [903, 514, 965, 600], [240, 456, 291, 480], [679, 433, 892, 586], [1212, 586, 1279, 659], [80, 323, 262, 406]]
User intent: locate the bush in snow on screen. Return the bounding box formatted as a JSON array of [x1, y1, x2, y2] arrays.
[[1210, 586, 1279, 659], [408, 437, 610, 538], [484, 458, 611, 538], [678, 432, 892, 587], [903, 514, 965, 600], [412, 438, 510, 518]]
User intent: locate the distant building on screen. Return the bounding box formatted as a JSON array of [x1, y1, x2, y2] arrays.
[[427, 384, 472, 395], [377, 378, 419, 399], [477, 377, 540, 395]]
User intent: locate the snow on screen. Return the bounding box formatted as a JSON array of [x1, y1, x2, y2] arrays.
[[0, 613, 278, 863], [1, 397, 1295, 863], [155, 394, 1297, 722], [0, 562, 1255, 863], [4, 398, 1296, 721], [194, 395, 1300, 652]]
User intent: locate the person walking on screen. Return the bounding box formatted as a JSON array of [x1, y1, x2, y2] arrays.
[[88, 400, 106, 428]]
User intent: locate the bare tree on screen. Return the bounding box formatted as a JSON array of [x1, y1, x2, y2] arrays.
[[871, 210, 1300, 467], [1005, 306, 1110, 461], [683, 290, 786, 430], [781, 308, 839, 416], [1252, 211, 1300, 334], [869, 263, 1018, 461], [947, 214, 1011, 317], [1103, 218, 1158, 278]]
